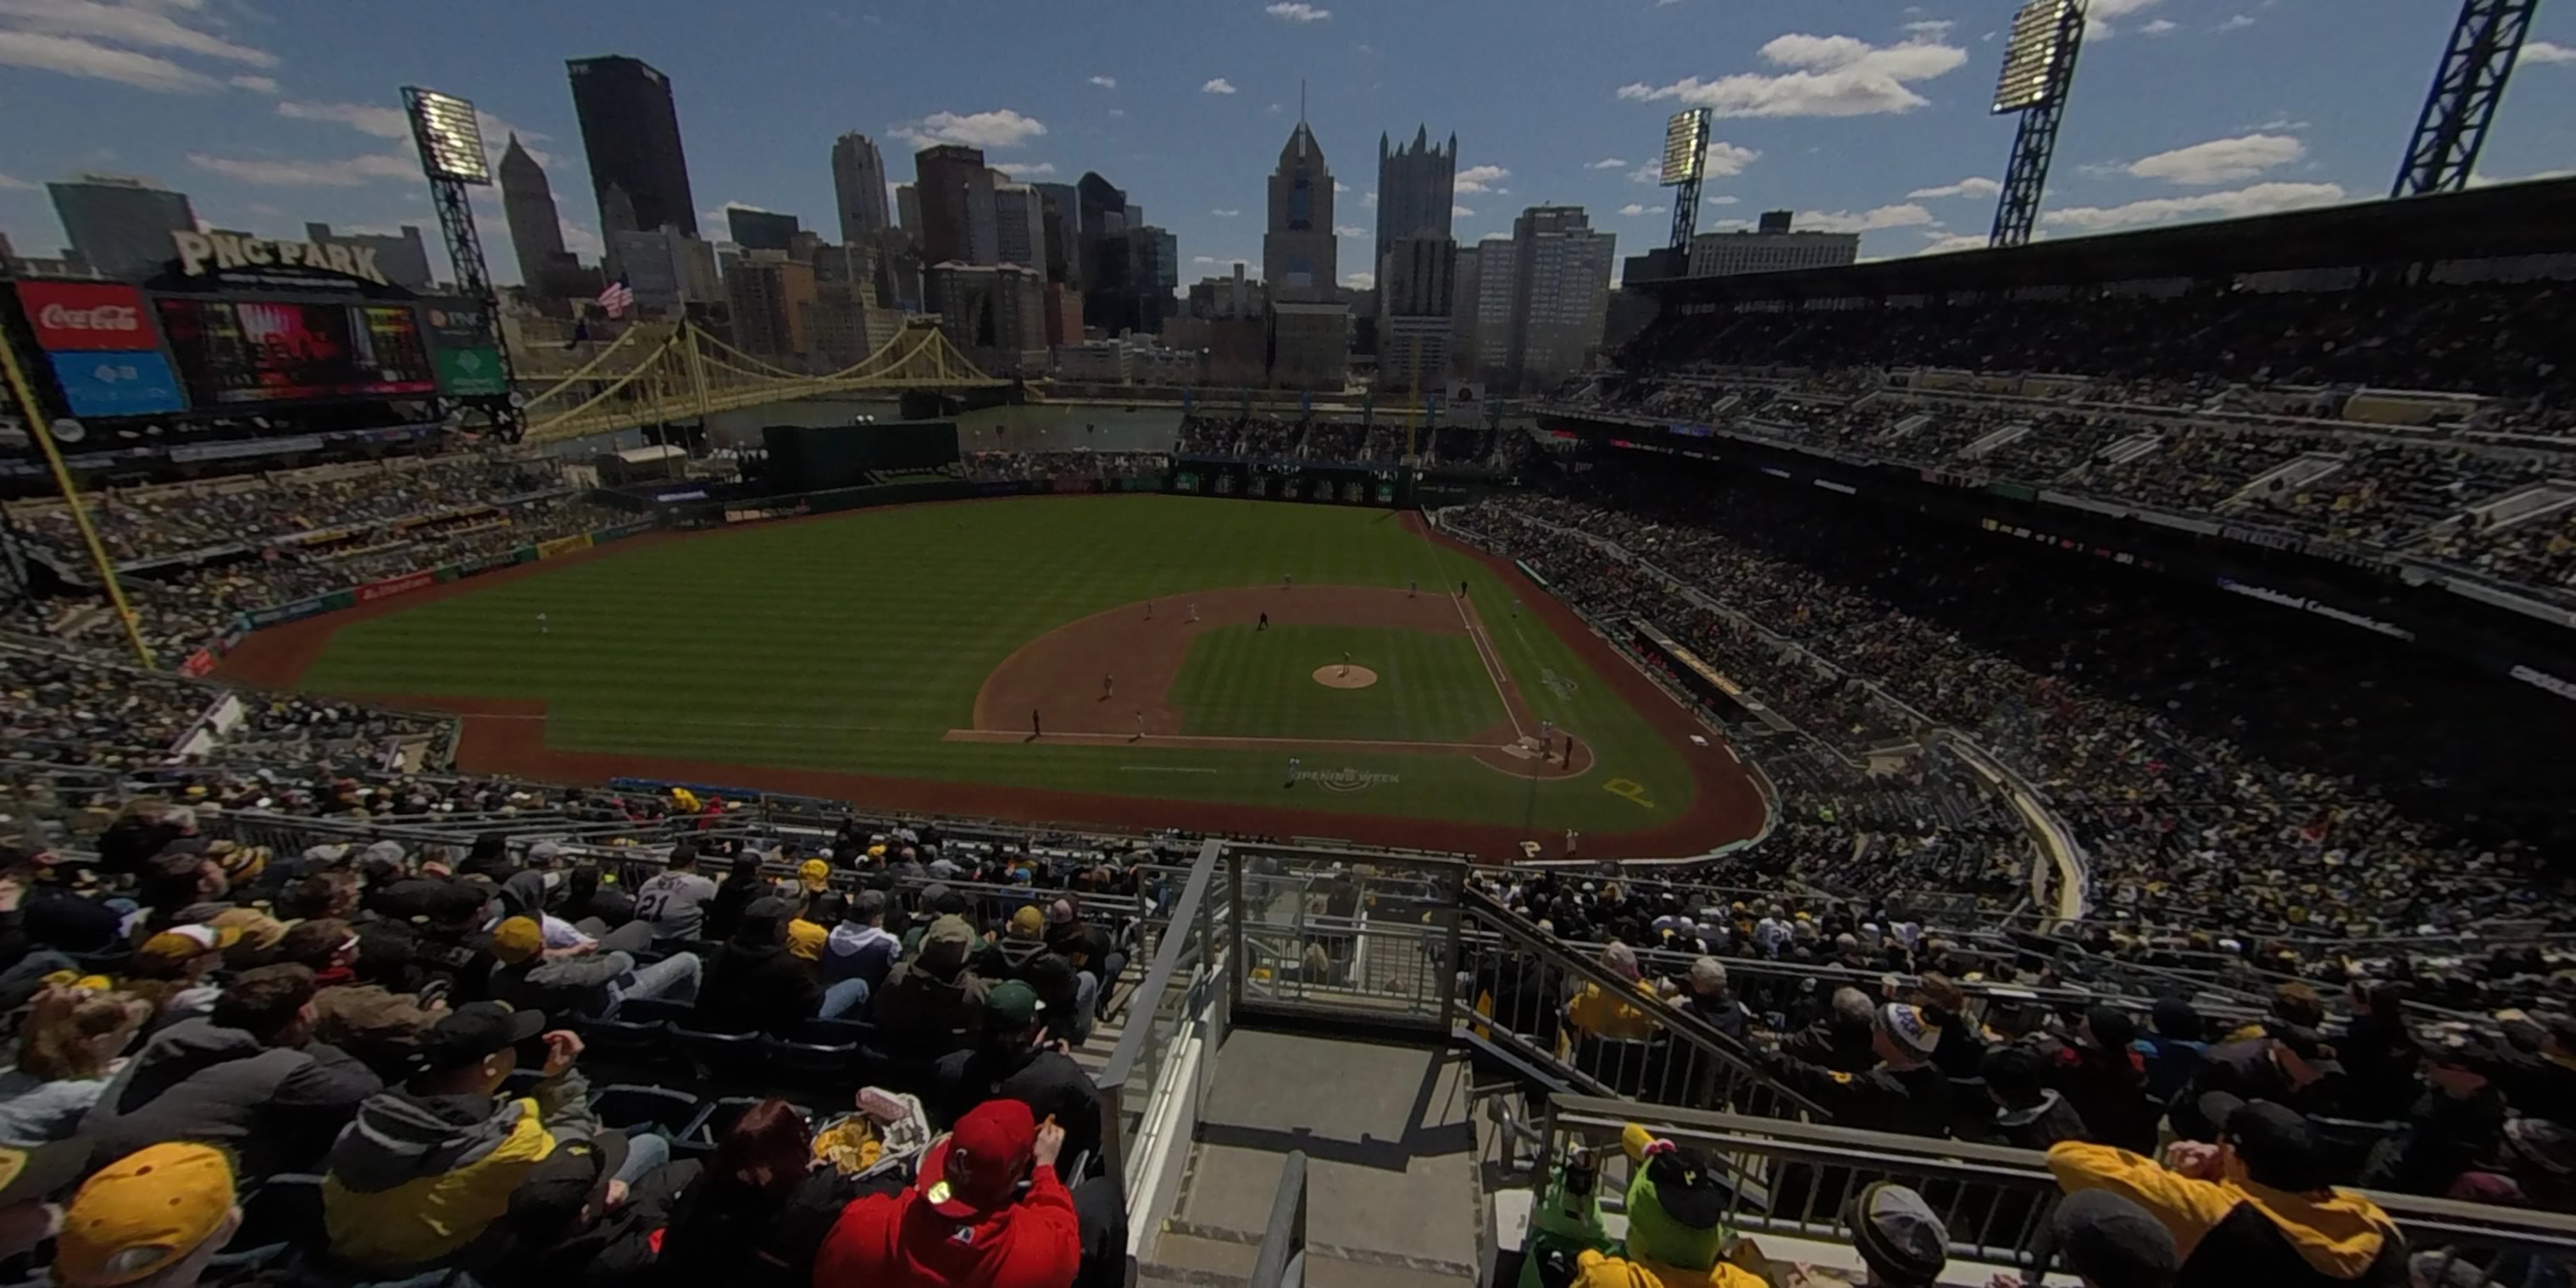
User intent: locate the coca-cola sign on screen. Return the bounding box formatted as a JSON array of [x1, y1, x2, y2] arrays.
[[16, 282, 157, 352]]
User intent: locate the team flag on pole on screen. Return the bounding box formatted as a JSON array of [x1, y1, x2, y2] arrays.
[[597, 275, 635, 319]]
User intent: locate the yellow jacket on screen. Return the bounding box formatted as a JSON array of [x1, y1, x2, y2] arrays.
[[323, 1096, 560, 1270], [1574, 1248, 1767, 1288], [1566, 978, 1660, 1043], [2046, 1141, 2401, 1280]]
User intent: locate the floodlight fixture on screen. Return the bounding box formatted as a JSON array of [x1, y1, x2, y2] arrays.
[[1993, 0, 2079, 114], [1658, 108, 1712, 186], [402, 86, 491, 186]]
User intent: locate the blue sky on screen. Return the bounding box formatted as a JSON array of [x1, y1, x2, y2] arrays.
[[3, 0, 2572, 287]]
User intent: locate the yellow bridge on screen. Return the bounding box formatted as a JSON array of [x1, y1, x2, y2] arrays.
[[518, 319, 1008, 443]]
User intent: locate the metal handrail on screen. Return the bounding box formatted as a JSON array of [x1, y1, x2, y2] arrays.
[[1246, 1151, 1311, 1288], [1099, 838, 1224, 1096]]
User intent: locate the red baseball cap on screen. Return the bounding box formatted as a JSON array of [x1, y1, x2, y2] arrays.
[[918, 1100, 1036, 1219]]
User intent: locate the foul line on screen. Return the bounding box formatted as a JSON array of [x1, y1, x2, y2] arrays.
[[947, 728, 1496, 751], [1450, 591, 1525, 739]]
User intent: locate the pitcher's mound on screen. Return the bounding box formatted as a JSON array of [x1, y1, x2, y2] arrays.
[[1313, 664, 1380, 690]]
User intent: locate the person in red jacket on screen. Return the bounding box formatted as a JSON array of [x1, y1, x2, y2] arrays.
[[815, 1099, 1080, 1288]]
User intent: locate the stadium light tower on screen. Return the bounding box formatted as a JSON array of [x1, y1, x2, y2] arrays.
[[402, 85, 522, 438], [1987, 0, 2086, 248], [1659, 108, 1713, 253], [2392, 0, 2543, 197]]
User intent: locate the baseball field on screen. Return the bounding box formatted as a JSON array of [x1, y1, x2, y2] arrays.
[[219, 495, 1765, 858]]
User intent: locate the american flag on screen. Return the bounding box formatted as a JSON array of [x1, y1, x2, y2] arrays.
[[597, 275, 634, 319]]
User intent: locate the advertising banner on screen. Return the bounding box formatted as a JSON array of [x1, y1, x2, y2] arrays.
[[355, 570, 436, 602], [45, 350, 186, 419], [15, 281, 155, 351], [247, 597, 329, 629], [589, 520, 656, 543], [323, 590, 356, 611], [536, 533, 593, 559], [423, 304, 507, 396]]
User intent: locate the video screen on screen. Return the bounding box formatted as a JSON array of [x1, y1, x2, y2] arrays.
[[155, 298, 437, 405]]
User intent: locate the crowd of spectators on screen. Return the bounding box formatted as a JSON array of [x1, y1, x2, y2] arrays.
[[1446, 474, 2576, 952], [0, 802, 1151, 1288], [963, 452, 1166, 485], [3, 639, 448, 774]]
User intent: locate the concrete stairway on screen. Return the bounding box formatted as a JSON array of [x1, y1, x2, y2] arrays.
[[1139, 1028, 1483, 1288]]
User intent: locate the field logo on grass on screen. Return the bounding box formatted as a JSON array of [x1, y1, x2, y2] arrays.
[[1602, 777, 1657, 809], [1300, 766, 1402, 793], [1541, 668, 1579, 699]]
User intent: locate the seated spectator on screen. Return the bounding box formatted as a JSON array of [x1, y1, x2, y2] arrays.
[[1755, 1003, 1949, 1137], [698, 897, 821, 1036], [875, 915, 990, 1060], [1545, 1126, 1763, 1288], [789, 888, 836, 964], [0, 1139, 88, 1263], [2049, 1007, 2160, 1155], [1042, 899, 1119, 1016], [1670, 958, 1749, 1044], [1565, 942, 1657, 1044], [0, 986, 150, 1146], [1777, 985, 1879, 1074], [977, 908, 1085, 1046], [2026, 1191, 2179, 1288], [51, 1142, 241, 1288], [320, 1003, 652, 1276], [2360, 1041, 2507, 1199], [490, 915, 701, 1020], [1978, 1045, 2090, 1150], [1911, 974, 1985, 1080], [814, 1100, 1091, 1288], [208, 907, 289, 972], [819, 890, 899, 1012], [2174, 1027, 2344, 1141], [488, 1130, 688, 1288], [656, 1098, 862, 1288], [124, 926, 235, 1030], [1843, 1182, 1948, 1288], [633, 844, 719, 943], [80, 963, 380, 1180], [562, 866, 634, 930], [936, 981, 1102, 1172], [2048, 1097, 2408, 1286], [700, 853, 774, 944], [2140, 999, 2210, 1108]]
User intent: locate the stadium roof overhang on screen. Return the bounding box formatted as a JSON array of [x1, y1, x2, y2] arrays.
[[1636, 177, 2576, 305]]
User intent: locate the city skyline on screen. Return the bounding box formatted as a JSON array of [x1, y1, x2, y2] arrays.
[[1, 0, 2573, 291]]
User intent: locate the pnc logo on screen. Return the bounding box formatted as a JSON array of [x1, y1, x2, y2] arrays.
[[36, 303, 139, 333]]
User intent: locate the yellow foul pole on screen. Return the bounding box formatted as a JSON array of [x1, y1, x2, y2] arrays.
[[0, 327, 155, 667]]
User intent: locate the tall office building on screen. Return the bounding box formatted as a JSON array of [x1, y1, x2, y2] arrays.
[[1074, 171, 1130, 330], [46, 175, 195, 280], [303, 223, 435, 291], [1376, 235, 1455, 393], [895, 185, 920, 241], [991, 181, 1047, 270], [1032, 181, 1080, 285], [611, 225, 714, 311], [1374, 126, 1456, 283], [830, 133, 891, 243], [925, 262, 1047, 375], [566, 55, 698, 237], [1263, 120, 1336, 301], [727, 208, 800, 253], [1501, 207, 1615, 393], [497, 136, 568, 290], [913, 145, 997, 266], [725, 251, 818, 360]]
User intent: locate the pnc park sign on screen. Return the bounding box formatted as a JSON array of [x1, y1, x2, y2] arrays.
[[169, 229, 392, 286]]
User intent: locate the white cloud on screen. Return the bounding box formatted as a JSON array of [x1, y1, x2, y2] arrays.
[[991, 159, 1055, 177], [1341, 271, 1374, 290], [2126, 132, 2303, 186], [1086, 75, 1117, 90], [1266, 2, 1330, 20], [2084, 0, 2162, 39], [2468, 167, 2576, 187], [0, 29, 215, 91], [1452, 203, 1474, 218], [1362, 190, 1376, 208], [2212, 14, 2255, 31], [1333, 179, 1349, 193], [2139, 19, 2179, 35], [1454, 164, 1510, 193], [2042, 180, 2346, 232], [0, 0, 273, 66], [277, 98, 412, 140], [558, 218, 603, 258], [1617, 203, 1667, 217], [1914, 231, 1990, 255], [1617, 32, 1968, 118], [0, 170, 36, 191], [888, 108, 1047, 150], [1212, 208, 1241, 217], [229, 74, 275, 92], [1589, 157, 1627, 169], [2522, 40, 2576, 64], [1192, 255, 1221, 265], [1706, 194, 1740, 205], [1793, 203, 1937, 233], [1907, 175, 2001, 199], [186, 151, 420, 186], [1332, 224, 1365, 236], [1629, 141, 1757, 186], [1901, 19, 1953, 36], [1202, 77, 1238, 95]]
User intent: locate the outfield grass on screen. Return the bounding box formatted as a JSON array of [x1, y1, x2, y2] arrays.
[[1169, 624, 1504, 742], [299, 496, 1699, 836]]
